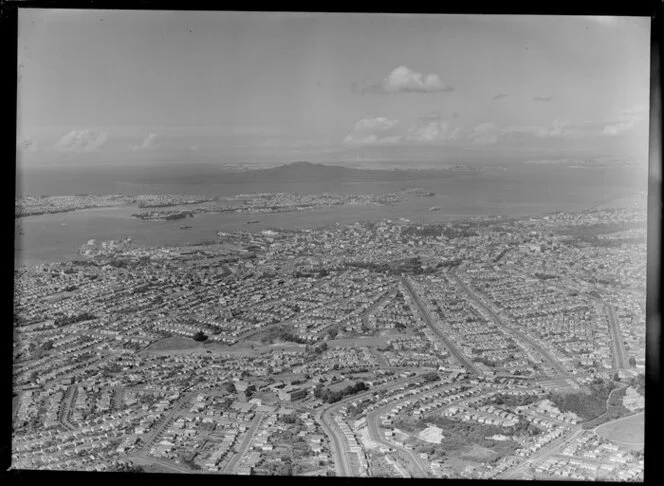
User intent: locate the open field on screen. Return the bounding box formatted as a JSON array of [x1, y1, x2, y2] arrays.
[[329, 337, 388, 348], [595, 412, 644, 450], [142, 336, 204, 352], [461, 444, 497, 461], [141, 337, 233, 356]]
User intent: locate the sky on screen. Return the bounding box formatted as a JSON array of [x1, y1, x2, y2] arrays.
[[16, 10, 651, 165]]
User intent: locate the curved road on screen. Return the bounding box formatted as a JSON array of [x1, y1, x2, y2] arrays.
[[314, 375, 424, 477], [316, 407, 354, 476]]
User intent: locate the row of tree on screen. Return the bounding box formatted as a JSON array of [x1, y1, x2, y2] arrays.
[[313, 381, 368, 404]]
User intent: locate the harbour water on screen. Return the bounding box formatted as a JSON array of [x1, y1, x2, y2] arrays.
[[14, 164, 646, 267]]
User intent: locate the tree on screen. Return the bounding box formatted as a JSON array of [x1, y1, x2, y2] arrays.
[[109, 462, 144, 473], [327, 328, 338, 339], [613, 372, 621, 382], [192, 331, 208, 342], [628, 356, 637, 368]]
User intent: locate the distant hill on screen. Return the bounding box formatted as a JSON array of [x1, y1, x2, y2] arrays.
[[309, 144, 487, 163], [230, 161, 463, 184], [121, 160, 471, 186]]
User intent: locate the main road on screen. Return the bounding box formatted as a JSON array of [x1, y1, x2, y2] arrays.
[[223, 412, 265, 473], [401, 276, 480, 376], [542, 278, 629, 371], [136, 391, 195, 454], [314, 373, 425, 477], [498, 426, 584, 480], [316, 406, 355, 477], [450, 271, 570, 378], [604, 303, 628, 369]]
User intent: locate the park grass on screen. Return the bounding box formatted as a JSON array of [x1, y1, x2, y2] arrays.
[[143, 336, 203, 352], [595, 412, 644, 448], [460, 444, 498, 461]]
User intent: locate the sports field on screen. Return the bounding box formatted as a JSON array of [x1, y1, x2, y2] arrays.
[[595, 412, 644, 451]]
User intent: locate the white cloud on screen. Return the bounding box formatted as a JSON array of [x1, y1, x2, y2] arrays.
[[602, 119, 640, 136], [472, 120, 589, 144], [132, 133, 158, 151], [361, 66, 453, 94], [407, 121, 461, 142], [343, 116, 401, 145], [524, 158, 576, 165], [353, 117, 399, 132], [54, 130, 108, 152], [467, 122, 500, 145], [603, 108, 648, 136], [536, 120, 572, 138]]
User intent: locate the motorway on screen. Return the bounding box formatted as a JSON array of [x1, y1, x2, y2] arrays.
[[450, 271, 571, 378], [401, 277, 480, 376], [604, 303, 628, 369]]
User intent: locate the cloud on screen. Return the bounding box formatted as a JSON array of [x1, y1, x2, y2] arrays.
[[532, 96, 552, 102], [602, 119, 640, 136], [343, 116, 401, 144], [17, 137, 38, 152], [132, 133, 158, 151], [603, 107, 648, 136], [492, 93, 508, 101], [359, 66, 454, 94], [418, 111, 442, 122], [524, 158, 582, 165], [407, 121, 461, 143], [468, 120, 581, 145], [343, 116, 401, 145], [535, 120, 570, 138], [54, 130, 108, 152], [467, 122, 500, 145]]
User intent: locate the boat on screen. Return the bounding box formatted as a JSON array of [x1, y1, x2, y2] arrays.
[[247, 220, 260, 224], [429, 206, 441, 212], [179, 225, 192, 229]]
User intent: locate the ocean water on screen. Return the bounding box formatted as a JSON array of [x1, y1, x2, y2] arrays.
[[14, 164, 647, 267]]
